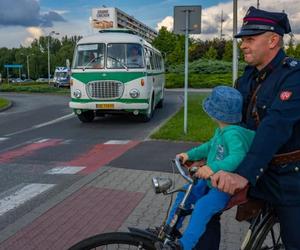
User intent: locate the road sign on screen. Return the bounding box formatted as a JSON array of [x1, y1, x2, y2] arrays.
[[4, 64, 23, 68], [174, 6, 202, 35], [173, 6, 202, 134]]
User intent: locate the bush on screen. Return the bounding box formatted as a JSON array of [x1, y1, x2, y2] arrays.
[[166, 73, 233, 88], [167, 59, 246, 74], [0, 83, 69, 94]]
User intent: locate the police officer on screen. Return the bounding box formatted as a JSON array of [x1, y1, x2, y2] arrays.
[[210, 6, 300, 249]]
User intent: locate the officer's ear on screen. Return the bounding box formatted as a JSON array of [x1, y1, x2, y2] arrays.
[[267, 33, 281, 49]]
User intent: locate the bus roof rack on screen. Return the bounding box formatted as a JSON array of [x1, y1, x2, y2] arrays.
[[98, 29, 137, 35]]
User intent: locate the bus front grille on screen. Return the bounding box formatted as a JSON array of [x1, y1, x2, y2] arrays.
[[86, 80, 124, 100]]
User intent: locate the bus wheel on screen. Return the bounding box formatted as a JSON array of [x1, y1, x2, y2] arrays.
[[156, 89, 164, 109], [77, 110, 95, 123], [140, 95, 154, 122]]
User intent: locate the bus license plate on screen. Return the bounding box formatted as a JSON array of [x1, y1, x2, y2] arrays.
[[96, 104, 115, 109]]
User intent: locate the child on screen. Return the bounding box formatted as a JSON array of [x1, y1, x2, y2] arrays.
[[157, 86, 255, 250]]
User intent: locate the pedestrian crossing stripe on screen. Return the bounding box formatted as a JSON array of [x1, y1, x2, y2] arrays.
[[45, 166, 86, 174], [0, 183, 55, 216], [104, 140, 131, 144]]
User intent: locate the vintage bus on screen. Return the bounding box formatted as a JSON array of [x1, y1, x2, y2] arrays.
[[69, 29, 165, 122]]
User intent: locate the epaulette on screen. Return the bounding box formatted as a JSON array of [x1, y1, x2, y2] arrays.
[[282, 57, 300, 68]]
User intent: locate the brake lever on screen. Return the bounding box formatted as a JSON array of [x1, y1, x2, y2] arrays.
[[188, 166, 198, 177]]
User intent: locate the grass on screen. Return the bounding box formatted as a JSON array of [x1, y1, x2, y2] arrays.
[[0, 83, 69, 94], [151, 93, 217, 142], [0, 98, 10, 109]]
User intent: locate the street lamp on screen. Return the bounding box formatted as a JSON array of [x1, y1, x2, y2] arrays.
[[48, 30, 60, 85], [20, 53, 34, 79]]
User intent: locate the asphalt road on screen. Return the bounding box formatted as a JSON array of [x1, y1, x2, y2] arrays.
[[0, 91, 184, 232]]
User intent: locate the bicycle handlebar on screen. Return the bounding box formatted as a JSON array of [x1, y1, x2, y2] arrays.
[[174, 156, 194, 183]]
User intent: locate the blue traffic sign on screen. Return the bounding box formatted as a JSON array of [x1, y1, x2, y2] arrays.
[[4, 64, 23, 68]]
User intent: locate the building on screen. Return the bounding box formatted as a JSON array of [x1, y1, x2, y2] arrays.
[[91, 7, 158, 43]]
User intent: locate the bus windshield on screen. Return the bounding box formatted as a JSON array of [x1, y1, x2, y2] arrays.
[[73, 43, 105, 69], [107, 43, 144, 69], [55, 72, 68, 78]]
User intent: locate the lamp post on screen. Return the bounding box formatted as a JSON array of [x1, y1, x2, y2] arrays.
[[20, 53, 33, 79], [48, 31, 59, 85]]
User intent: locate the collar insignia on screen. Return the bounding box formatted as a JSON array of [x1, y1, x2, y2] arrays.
[[280, 91, 292, 101]]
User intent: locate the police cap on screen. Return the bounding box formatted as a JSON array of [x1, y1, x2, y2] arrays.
[[235, 6, 291, 38]]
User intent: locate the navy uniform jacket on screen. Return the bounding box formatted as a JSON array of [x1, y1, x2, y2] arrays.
[[235, 49, 300, 205]]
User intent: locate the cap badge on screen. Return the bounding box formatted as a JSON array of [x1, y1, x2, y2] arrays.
[[280, 91, 292, 101]]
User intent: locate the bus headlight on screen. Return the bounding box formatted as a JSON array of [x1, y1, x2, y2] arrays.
[[129, 89, 140, 98], [73, 89, 82, 98]]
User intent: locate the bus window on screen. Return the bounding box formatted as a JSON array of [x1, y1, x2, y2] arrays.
[[107, 43, 144, 69], [73, 44, 105, 69], [126, 44, 144, 68], [144, 48, 151, 70], [149, 50, 156, 70], [107, 43, 126, 69]]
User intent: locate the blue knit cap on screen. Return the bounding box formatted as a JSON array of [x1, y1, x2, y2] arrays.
[[202, 86, 243, 124]]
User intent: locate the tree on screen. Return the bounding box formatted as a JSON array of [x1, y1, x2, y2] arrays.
[[152, 27, 176, 57], [203, 46, 218, 60], [223, 40, 233, 61], [168, 35, 185, 65], [286, 35, 295, 57]]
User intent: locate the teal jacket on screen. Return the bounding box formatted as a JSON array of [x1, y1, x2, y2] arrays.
[[187, 125, 255, 174]]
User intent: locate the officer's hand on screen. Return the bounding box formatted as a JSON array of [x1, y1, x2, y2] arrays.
[[210, 170, 249, 195], [195, 165, 214, 179], [176, 153, 188, 164]]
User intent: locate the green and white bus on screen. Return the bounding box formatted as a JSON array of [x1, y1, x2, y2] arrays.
[[69, 29, 165, 122]]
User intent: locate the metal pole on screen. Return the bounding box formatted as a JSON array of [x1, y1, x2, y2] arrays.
[[27, 55, 30, 79], [48, 35, 50, 85], [184, 10, 189, 134], [232, 0, 238, 85]]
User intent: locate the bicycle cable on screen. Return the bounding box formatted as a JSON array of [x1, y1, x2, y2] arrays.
[[160, 160, 176, 227]]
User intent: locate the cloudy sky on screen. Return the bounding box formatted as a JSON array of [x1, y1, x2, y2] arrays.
[[0, 0, 300, 48]]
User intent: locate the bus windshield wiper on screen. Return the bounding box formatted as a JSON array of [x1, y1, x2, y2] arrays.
[[82, 55, 104, 71], [107, 55, 128, 71]]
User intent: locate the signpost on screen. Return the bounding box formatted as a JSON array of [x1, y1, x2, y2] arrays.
[[4, 64, 23, 83], [174, 6, 201, 134]]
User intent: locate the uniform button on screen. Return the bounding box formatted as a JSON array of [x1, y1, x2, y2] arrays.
[[262, 105, 266, 109], [295, 167, 299, 172], [260, 168, 264, 173], [256, 175, 260, 180]]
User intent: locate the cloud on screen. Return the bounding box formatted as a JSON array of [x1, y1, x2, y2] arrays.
[[156, 16, 173, 31], [155, 0, 300, 42], [24, 27, 44, 46], [0, 0, 66, 27]]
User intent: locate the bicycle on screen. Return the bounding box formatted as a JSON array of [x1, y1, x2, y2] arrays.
[[68, 157, 284, 250]]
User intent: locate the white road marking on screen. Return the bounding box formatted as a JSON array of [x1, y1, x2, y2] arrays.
[[45, 166, 85, 174], [0, 137, 8, 142], [35, 139, 50, 143], [104, 140, 131, 145], [33, 113, 74, 128], [5, 113, 74, 137], [0, 183, 55, 216]]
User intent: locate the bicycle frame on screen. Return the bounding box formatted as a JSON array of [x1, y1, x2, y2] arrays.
[[130, 157, 199, 245], [68, 157, 283, 250]]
